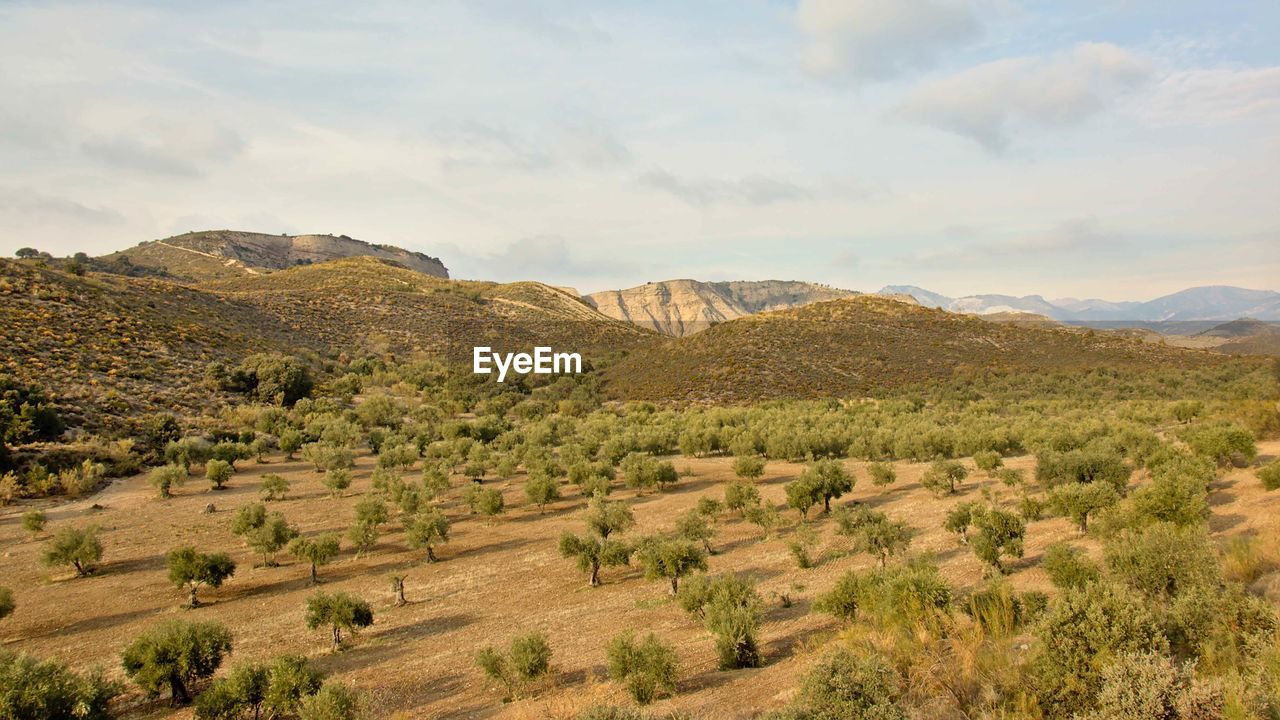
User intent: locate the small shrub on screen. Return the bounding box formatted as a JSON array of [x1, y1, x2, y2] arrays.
[[605, 632, 679, 705]]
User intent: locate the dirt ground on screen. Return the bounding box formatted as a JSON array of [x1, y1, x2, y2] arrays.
[[1, 442, 1277, 719]]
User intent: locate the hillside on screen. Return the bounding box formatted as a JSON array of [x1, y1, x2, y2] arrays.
[[586, 279, 856, 336], [102, 230, 449, 282], [602, 295, 1224, 403], [0, 259, 318, 431], [201, 257, 654, 362], [0, 257, 652, 431]]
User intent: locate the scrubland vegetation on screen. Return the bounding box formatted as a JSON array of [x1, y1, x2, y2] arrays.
[[3, 284, 1280, 718]]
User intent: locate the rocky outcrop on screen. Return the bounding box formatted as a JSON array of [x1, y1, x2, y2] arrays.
[[585, 279, 856, 336]]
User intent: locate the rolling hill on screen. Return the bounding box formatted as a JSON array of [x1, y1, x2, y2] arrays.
[[585, 279, 856, 336], [101, 230, 449, 282], [0, 256, 652, 431], [601, 295, 1225, 404]]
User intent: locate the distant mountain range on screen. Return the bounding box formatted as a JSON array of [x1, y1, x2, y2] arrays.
[[878, 285, 1280, 323]]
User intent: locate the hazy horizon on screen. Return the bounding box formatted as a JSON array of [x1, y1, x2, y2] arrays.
[[2, 1, 1278, 299]]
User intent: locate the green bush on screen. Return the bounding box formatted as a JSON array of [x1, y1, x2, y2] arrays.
[[788, 647, 906, 720], [41, 525, 103, 577], [205, 459, 233, 490], [1257, 460, 1280, 491], [305, 592, 373, 651], [1041, 543, 1100, 590], [0, 649, 119, 720], [1103, 523, 1218, 599], [477, 631, 552, 700], [122, 619, 233, 704], [1028, 582, 1168, 715], [605, 632, 679, 705], [921, 459, 967, 496]]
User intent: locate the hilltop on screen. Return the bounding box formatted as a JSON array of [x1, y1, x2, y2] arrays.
[[101, 230, 449, 282], [602, 295, 1224, 404], [586, 279, 856, 336]]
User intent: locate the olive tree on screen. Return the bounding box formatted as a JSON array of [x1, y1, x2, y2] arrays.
[[261, 473, 290, 501], [0, 649, 120, 719], [524, 473, 560, 513], [971, 506, 1025, 573], [149, 464, 187, 499], [559, 497, 634, 586], [347, 494, 388, 557], [289, 534, 341, 584], [404, 507, 450, 562], [166, 546, 236, 607], [205, 459, 233, 490], [42, 525, 103, 577], [806, 459, 854, 513], [21, 509, 46, 537], [194, 655, 324, 720], [921, 459, 968, 496], [784, 475, 822, 520], [1048, 481, 1119, 534], [676, 572, 763, 670], [605, 632, 679, 705], [232, 503, 298, 566], [733, 455, 765, 480], [0, 587, 13, 621], [121, 619, 233, 705], [675, 507, 715, 553], [635, 537, 708, 595], [476, 631, 552, 701], [305, 591, 373, 651], [867, 462, 896, 489], [724, 480, 760, 514], [462, 485, 505, 518]]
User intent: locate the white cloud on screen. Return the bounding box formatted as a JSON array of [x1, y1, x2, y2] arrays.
[[0, 187, 125, 226], [638, 169, 813, 207], [797, 0, 981, 83], [1143, 66, 1280, 125], [895, 42, 1152, 151]]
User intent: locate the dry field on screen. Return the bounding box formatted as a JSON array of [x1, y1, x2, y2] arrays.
[[2, 442, 1278, 719]]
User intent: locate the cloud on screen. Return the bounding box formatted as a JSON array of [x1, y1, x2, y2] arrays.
[[905, 218, 1120, 267], [0, 187, 125, 226], [81, 122, 246, 178], [1144, 66, 1280, 125], [895, 42, 1152, 151], [639, 169, 813, 207], [441, 235, 612, 285], [797, 0, 980, 84], [438, 120, 631, 173]]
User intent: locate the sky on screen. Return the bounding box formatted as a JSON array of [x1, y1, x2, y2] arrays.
[[1, 0, 1278, 300]]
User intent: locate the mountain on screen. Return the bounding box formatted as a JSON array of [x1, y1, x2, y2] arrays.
[[602, 295, 1222, 404], [0, 256, 648, 431], [878, 285, 952, 309], [1192, 318, 1280, 356], [585, 279, 856, 336], [1137, 286, 1280, 322], [101, 230, 449, 282], [878, 285, 1280, 323]]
